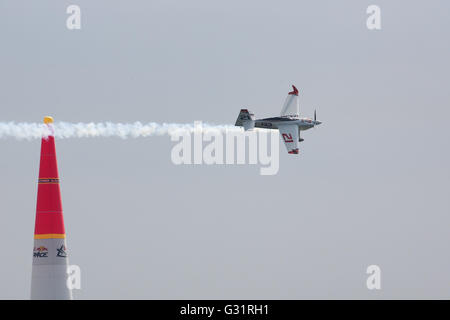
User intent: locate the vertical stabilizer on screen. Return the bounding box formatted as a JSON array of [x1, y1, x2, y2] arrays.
[[280, 85, 300, 117]]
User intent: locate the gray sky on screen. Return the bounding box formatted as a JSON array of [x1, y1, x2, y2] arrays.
[[0, 0, 449, 299]]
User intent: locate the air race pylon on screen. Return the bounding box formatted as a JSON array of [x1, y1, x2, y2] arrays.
[[30, 116, 72, 300]]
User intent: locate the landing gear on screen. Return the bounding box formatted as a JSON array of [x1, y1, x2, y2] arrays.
[[299, 130, 304, 142]]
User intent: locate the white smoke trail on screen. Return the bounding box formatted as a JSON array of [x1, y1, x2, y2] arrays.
[[0, 122, 244, 140]]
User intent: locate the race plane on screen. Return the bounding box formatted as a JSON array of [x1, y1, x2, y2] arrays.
[[235, 85, 322, 154]]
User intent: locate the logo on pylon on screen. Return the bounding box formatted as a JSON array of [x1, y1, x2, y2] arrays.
[[56, 245, 68, 258], [33, 246, 49, 258]]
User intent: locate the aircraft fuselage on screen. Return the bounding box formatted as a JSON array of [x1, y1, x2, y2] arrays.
[[254, 116, 320, 131]]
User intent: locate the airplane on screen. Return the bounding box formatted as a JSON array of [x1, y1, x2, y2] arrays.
[[235, 85, 322, 154]]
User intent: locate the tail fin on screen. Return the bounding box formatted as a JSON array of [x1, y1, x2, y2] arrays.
[[280, 85, 300, 117], [235, 109, 255, 131]]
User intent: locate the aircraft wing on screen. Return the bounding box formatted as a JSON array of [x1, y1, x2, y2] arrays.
[[278, 124, 299, 154]]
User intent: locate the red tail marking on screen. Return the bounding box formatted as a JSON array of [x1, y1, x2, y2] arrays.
[[288, 85, 299, 96]]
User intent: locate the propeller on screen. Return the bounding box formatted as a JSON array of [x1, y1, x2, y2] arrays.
[[313, 109, 322, 127]]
